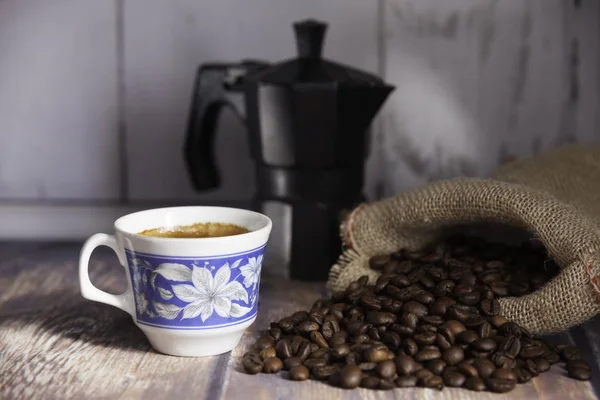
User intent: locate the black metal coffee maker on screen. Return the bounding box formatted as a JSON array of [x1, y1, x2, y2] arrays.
[[184, 19, 394, 281]]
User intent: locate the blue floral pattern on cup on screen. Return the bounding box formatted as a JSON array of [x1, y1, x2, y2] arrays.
[[125, 245, 265, 330]]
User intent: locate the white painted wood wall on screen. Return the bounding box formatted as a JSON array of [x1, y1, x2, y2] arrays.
[[0, 0, 598, 238]]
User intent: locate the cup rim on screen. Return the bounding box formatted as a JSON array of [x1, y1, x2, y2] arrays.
[[113, 206, 272, 244]]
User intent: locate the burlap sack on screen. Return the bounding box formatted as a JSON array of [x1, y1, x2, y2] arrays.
[[327, 144, 600, 335]]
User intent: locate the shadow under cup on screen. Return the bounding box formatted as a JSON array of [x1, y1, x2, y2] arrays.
[[83, 206, 272, 357]]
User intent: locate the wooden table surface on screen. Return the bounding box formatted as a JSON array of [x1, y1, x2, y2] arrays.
[[1, 242, 600, 400]]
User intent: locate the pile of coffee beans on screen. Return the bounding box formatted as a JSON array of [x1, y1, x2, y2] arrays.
[[242, 235, 592, 392]]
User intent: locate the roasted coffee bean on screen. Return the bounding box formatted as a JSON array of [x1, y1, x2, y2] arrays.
[[366, 311, 397, 325], [566, 359, 591, 371], [435, 333, 452, 350], [422, 375, 444, 390], [351, 334, 370, 345], [472, 338, 497, 352], [416, 324, 437, 334], [391, 324, 415, 337], [402, 301, 428, 318], [519, 345, 545, 359], [254, 336, 275, 352], [288, 336, 303, 355], [464, 315, 485, 328], [415, 348, 442, 362], [391, 274, 411, 288], [263, 357, 283, 373], [457, 330, 479, 345], [321, 319, 340, 339], [358, 362, 377, 371], [442, 347, 465, 365], [243, 353, 264, 374], [312, 365, 339, 380], [414, 332, 437, 346], [434, 280, 455, 297], [429, 296, 456, 316], [295, 341, 312, 360], [490, 315, 509, 328], [400, 312, 419, 330], [568, 366, 592, 381], [498, 322, 521, 337], [381, 331, 402, 350], [458, 292, 481, 306], [376, 360, 397, 379], [367, 327, 381, 341], [364, 347, 391, 363], [292, 311, 310, 324], [369, 254, 390, 271], [480, 299, 501, 316], [339, 365, 362, 389], [345, 352, 359, 365], [491, 353, 516, 369], [535, 358, 550, 373], [310, 331, 329, 348], [289, 365, 310, 381], [516, 367, 533, 383], [260, 347, 277, 360], [395, 354, 417, 375], [476, 321, 493, 338], [444, 371, 466, 387], [303, 358, 327, 369], [377, 379, 395, 390], [360, 376, 380, 389], [490, 282, 509, 297], [403, 338, 419, 356], [447, 305, 473, 322], [331, 344, 351, 360], [546, 351, 560, 365], [278, 317, 295, 332], [427, 359, 447, 376], [561, 346, 583, 361], [473, 359, 496, 378], [414, 290, 435, 305], [465, 376, 486, 391], [269, 327, 282, 340], [458, 362, 479, 378], [501, 336, 521, 359], [360, 295, 381, 312], [345, 321, 368, 336], [395, 375, 418, 387], [493, 368, 517, 382], [284, 356, 303, 370], [422, 315, 444, 326], [486, 377, 516, 393], [524, 359, 539, 376], [275, 340, 293, 360]]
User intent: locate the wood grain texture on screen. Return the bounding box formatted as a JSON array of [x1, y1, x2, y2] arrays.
[[0, 243, 598, 399]]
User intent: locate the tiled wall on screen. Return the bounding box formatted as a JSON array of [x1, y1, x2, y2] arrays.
[[0, 0, 598, 237]]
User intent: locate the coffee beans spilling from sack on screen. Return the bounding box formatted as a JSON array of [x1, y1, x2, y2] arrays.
[[242, 235, 592, 392]]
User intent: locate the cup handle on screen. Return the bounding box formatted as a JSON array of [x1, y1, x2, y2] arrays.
[[79, 233, 134, 316]]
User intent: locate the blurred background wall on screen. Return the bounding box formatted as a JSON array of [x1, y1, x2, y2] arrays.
[[0, 0, 598, 238]]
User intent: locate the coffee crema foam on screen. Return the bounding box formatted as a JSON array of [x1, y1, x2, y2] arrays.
[[138, 222, 249, 238]]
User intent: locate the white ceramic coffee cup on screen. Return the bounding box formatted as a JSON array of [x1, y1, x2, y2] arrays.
[[78, 206, 272, 357]]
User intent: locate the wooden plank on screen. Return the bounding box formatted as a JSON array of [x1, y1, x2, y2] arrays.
[[123, 0, 379, 201], [0, 246, 220, 400], [1, 243, 598, 399], [0, 0, 121, 201]]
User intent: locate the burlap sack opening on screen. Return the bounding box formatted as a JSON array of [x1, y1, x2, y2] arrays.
[[327, 144, 600, 335]]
